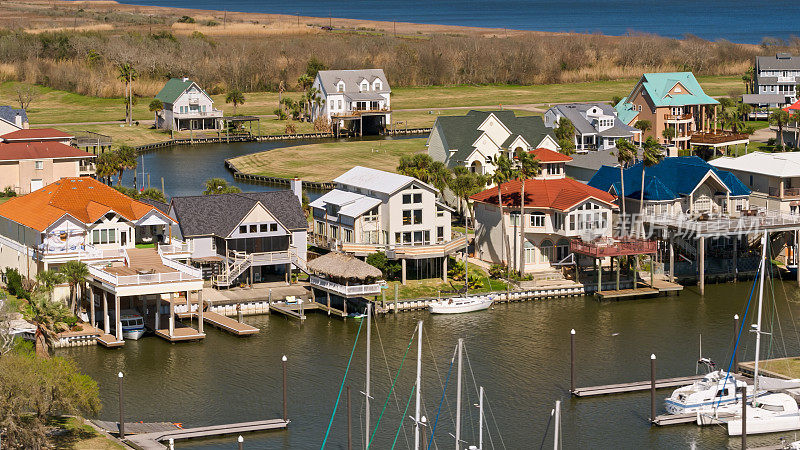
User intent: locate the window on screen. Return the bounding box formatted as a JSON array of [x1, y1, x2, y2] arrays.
[[92, 228, 116, 245], [553, 213, 564, 230], [374, 81, 382, 90], [337, 82, 344, 92], [569, 215, 575, 231], [413, 231, 423, 244], [436, 205, 446, 218], [344, 228, 353, 243], [403, 194, 412, 204], [364, 207, 378, 222], [510, 212, 520, 226], [360, 82, 368, 91], [249, 225, 258, 233], [540, 240, 554, 263], [239, 225, 247, 234], [34, 161, 43, 170], [260, 224, 268, 232], [270, 223, 278, 232], [316, 221, 325, 235], [413, 210, 422, 225], [338, 100, 342, 109], [403, 210, 412, 225], [413, 193, 422, 203], [437, 226, 444, 242], [530, 212, 545, 227], [330, 226, 339, 239]]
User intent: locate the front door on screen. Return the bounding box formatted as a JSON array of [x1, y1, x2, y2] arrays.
[[30, 179, 43, 192], [121, 231, 127, 246]]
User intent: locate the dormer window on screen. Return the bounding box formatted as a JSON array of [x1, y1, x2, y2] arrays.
[[674, 86, 682, 93], [360, 81, 369, 92], [337, 81, 345, 92], [374, 80, 382, 90]]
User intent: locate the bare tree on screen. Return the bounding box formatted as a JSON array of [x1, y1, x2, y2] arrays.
[[14, 85, 39, 110], [0, 300, 16, 357]]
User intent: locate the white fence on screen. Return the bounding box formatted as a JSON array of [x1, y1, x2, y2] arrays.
[[310, 275, 382, 296]]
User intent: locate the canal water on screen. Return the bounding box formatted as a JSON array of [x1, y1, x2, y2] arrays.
[[61, 280, 800, 449]]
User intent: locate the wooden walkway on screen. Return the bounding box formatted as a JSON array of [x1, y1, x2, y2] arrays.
[[651, 410, 736, 426], [154, 327, 205, 342], [125, 419, 289, 449], [96, 333, 124, 348], [596, 287, 659, 300], [269, 301, 346, 320], [572, 375, 704, 397], [93, 420, 180, 435], [181, 311, 260, 336]]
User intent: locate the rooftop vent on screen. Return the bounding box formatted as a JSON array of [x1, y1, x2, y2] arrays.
[[777, 53, 792, 59]]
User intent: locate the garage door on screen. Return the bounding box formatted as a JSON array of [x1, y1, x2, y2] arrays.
[[30, 179, 43, 192]]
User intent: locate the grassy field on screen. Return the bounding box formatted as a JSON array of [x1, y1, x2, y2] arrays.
[[229, 138, 426, 182], [49, 416, 125, 450], [386, 262, 508, 300]]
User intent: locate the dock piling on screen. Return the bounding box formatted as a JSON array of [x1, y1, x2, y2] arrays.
[[394, 284, 399, 314], [734, 314, 739, 373], [570, 329, 576, 394], [168, 438, 174, 450], [741, 384, 747, 448], [237, 304, 244, 324], [118, 372, 125, 439], [347, 385, 352, 450], [238, 435, 244, 450], [282, 355, 288, 422], [650, 354, 656, 424]]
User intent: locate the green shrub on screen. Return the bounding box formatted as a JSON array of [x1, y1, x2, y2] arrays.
[[206, 20, 219, 27], [2, 186, 16, 197], [448, 258, 465, 281], [5, 268, 29, 300], [177, 15, 195, 23], [488, 264, 506, 279]]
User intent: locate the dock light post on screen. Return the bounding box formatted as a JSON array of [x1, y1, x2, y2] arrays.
[[650, 354, 656, 424], [238, 435, 244, 450], [733, 314, 740, 373], [282, 355, 288, 422], [420, 416, 427, 450], [570, 329, 576, 394], [118, 372, 125, 439]]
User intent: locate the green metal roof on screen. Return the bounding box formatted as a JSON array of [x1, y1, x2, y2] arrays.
[[155, 78, 193, 104], [614, 96, 638, 125], [638, 72, 719, 107]]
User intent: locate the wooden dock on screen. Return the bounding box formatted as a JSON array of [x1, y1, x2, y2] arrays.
[[181, 310, 260, 336], [596, 287, 659, 300], [125, 419, 289, 449], [572, 375, 704, 397], [154, 327, 205, 342], [269, 301, 346, 320], [96, 333, 124, 348], [93, 420, 180, 435], [651, 410, 737, 426]]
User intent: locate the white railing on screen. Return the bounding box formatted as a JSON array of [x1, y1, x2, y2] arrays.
[[158, 240, 192, 255], [115, 270, 200, 286], [160, 254, 203, 279], [87, 264, 118, 285], [777, 76, 797, 83], [310, 275, 382, 296]]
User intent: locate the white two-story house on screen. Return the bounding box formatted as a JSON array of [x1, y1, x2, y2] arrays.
[[427, 110, 559, 177], [169, 186, 308, 287], [311, 69, 391, 135], [155, 77, 223, 131], [710, 151, 800, 214], [471, 148, 618, 272], [544, 103, 641, 152], [310, 166, 463, 284], [743, 53, 800, 109]]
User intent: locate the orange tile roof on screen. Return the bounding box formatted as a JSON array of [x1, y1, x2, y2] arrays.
[[0, 142, 94, 161], [0, 177, 174, 232], [529, 147, 573, 163], [0, 128, 74, 141], [470, 177, 617, 212]]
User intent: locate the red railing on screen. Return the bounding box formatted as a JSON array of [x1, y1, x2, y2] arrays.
[[664, 113, 693, 121], [570, 237, 657, 258]]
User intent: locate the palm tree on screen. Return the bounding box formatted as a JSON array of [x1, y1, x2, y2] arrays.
[[149, 98, 163, 126], [96, 151, 118, 185], [117, 63, 138, 125], [514, 150, 540, 275], [661, 127, 676, 146], [203, 178, 242, 195], [489, 153, 515, 267], [115, 145, 137, 186], [428, 161, 451, 193], [614, 139, 636, 237], [225, 89, 245, 115], [633, 120, 651, 147], [139, 187, 168, 203], [59, 260, 89, 315], [35, 270, 65, 303], [736, 101, 752, 122], [769, 108, 791, 150], [637, 137, 662, 236]]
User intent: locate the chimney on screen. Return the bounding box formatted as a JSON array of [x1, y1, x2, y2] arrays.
[[14, 113, 22, 128], [182, 76, 189, 82], [290, 178, 303, 203]]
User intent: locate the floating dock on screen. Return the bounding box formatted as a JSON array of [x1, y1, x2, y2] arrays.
[[651, 410, 737, 426], [269, 300, 346, 320], [572, 375, 704, 397], [153, 327, 205, 342], [178, 310, 260, 336], [125, 419, 289, 449], [595, 287, 660, 300], [93, 420, 180, 435], [96, 333, 125, 348]]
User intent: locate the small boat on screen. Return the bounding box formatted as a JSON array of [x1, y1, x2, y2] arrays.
[[665, 369, 750, 415], [727, 392, 800, 436], [348, 312, 367, 319], [119, 310, 145, 340], [428, 296, 493, 314]]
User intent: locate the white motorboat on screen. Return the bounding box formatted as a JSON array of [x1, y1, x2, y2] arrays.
[[119, 310, 145, 340], [428, 296, 493, 314], [665, 369, 749, 415], [727, 393, 800, 436]]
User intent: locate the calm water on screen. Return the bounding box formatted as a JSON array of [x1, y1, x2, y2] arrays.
[[61, 281, 800, 449], [113, 0, 796, 44]]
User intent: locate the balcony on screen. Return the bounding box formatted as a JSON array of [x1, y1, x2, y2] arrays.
[[570, 237, 657, 258], [331, 107, 391, 118], [778, 76, 798, 83], [88, 248, 203, 295], [311, 234, 467, 258], [157, 240, 192, 257], [310, 275, 382, 297], [173, 109, 223, 119], [79, 164, 95, 174], [690, 131, 750, 146], [664, 113, 693, 122], [768, 186, 800, 199]]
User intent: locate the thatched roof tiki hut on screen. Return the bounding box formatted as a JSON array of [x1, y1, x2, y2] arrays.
[[307, 252, 383, 301]]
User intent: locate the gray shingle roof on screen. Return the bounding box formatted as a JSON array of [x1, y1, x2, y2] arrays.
[[434, 110, 555, 166], [137, 198, 170, 215], [316, 69, 390, 95], [549, 103, 639, 137], [170, 190, 307, 238], [757, 54, 800, 71], [0, 106, 27, 128]]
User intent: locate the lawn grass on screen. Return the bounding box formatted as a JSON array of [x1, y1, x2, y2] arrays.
[[384, 262, 507, 300], [229, 137, 426, 182], [48, 416, 125, 450], [760, 357, 800, 379]]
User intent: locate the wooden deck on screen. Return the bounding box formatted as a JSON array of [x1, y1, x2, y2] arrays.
[[96, 333, 125, 348], [180, 311, 260, 336], [596, 287, 660, 300], [572, 375, 704, 397], [125, 419, 289, 449], [154, 327, 205, 342], [269, 301, 346, 320], [93, 420, 180, 435], [652, 410, 736, 426]]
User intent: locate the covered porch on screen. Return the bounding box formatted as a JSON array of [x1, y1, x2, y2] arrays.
[[307, 252, 382, 315]]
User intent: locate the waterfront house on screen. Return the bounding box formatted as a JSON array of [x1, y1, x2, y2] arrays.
[[0, 177, 203, 342], [309, 166, 463, 284], [544, 103, 641, 152], [470, 147, 618, 272], [710, 151, 800, 215], [743, 53, 800, 110], [615, 72, 748, 150], [168, 184, 308, 287], [427, 110, 559, 176], [310, 69, 391, 135], [0, 128, 95, 194], [0, 106, 28, 135], [155, 77, 223, 131]]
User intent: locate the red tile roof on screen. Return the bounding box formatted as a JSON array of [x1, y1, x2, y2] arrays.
[[470, 177, 617, 212], [0, 142, 94, 161], [529, 147, 573, 163], [0, 128, 74, 142], [0, 177, 173, 232]]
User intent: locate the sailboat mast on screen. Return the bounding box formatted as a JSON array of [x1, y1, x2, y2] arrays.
[[553, 400, 561, 450], [753, 230, 768, 396], [455, 338, 463, 450], [478, 386, 484, 450], [365, 302, 371, 449], [414, 321, 423, 450]]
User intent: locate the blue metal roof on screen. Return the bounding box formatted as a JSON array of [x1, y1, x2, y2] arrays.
[[588, 156, 750, 201]]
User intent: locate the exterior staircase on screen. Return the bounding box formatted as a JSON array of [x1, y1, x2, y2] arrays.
[[213, 249, 307, 287], [213, 252, 253, 287]]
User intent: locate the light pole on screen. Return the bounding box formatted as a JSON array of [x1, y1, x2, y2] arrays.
[[118, 372, 125, 439], [282, 355, 288, 422]]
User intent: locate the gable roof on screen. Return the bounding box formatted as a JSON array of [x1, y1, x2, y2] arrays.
[[549, 103, 640, 137], [170, 190, 307, 237], [710, 151, 800, 178], [629, 72, 719, 108], [757, 54, 800, 71], [0, 106, 27, 128], [529, 147, 572, 162], [333, 166, 430, 195], [1, 128, 73, 142], [588, 156, 750, 201], [614, 97, 639, 125], [0, 177, 172, 232], [316, 69, 390, 95], [470, 177, 617, 211], [0, 142, 94, 161], [309, 189, 382, 218], [155, 78, 205, 105], [433, 110, 555, 166]]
